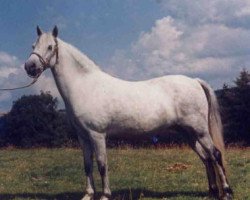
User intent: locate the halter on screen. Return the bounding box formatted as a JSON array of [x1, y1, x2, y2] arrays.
[[0, 38, 59, 91], [30, 37, 59, 72]]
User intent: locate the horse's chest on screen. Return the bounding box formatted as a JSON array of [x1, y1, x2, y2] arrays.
[[67, 97, 110, 130]]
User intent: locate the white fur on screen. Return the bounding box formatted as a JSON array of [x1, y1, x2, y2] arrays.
[[25, 32, 232, 200]]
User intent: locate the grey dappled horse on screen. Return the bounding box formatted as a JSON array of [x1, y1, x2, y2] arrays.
[[24, 26, 233, 200]]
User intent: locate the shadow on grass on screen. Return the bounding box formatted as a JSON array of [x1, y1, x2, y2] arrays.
[[0, 189, 208, 200]]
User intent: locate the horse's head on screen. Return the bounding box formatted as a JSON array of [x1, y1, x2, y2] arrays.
[[25, 26, 59, 78]]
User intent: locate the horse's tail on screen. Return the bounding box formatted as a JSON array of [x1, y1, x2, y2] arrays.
[[197, 79, 226, 167]]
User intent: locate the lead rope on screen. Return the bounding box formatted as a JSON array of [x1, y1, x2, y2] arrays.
[[0, 77, 39, 91]]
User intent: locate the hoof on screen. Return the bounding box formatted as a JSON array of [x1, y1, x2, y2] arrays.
[[100, 194, 111, 200], [209, 187, 219, 198], [100, 196, 109, 200], [81, 193, 94, 200], [221, 187, 233, 200], [220, 194, 233, 200]]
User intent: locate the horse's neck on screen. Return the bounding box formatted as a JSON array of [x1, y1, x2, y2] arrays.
[[51, 39, 101, 102], [58, 39, 100, 72]]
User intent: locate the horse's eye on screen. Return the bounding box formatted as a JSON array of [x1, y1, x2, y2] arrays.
[[32, 44, 35, 49], [48, 45, 53, 50]]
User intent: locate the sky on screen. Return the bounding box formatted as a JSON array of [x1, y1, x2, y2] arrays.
[[0, 0, 250, 111]]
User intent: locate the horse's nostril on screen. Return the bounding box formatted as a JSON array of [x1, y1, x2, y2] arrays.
[[24, 61, 39, 78], [31, 63, 36, 69], [25, 63, 36, 70]]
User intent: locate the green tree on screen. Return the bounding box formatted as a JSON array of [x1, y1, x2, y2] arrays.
[[235, 68, 250, 88], [3, 91, 76, 147], [219, 69, 250, 145]]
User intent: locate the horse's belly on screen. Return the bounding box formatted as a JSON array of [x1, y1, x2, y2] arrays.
[[106, 121, 179, 140]]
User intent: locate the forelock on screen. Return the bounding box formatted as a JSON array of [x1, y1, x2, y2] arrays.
[[38, 33, 54, 45]]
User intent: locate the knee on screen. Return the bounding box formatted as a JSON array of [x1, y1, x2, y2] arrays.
[[98, 164, 106, 176], [84, 164, 92, 175], [97, 159, 106, 176]]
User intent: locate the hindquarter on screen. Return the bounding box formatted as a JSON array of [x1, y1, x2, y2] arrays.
[[155, 76, 209, 131]]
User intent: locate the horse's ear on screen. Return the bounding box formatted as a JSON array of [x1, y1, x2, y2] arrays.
[[52, 25, 58, 38], [36, 25, 42, 36]]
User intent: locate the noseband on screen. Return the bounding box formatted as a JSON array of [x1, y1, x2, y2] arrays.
[[30, 37, 59, 72]]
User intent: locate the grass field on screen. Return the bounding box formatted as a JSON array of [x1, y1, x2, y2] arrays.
[[0, 147, 249, 200]]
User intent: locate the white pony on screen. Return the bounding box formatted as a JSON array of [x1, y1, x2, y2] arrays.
[[24, 26, 233, 200]]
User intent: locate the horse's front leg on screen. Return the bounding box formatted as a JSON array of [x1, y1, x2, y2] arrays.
[[78, 135, 95, 200], [90, 131, 111, 200]]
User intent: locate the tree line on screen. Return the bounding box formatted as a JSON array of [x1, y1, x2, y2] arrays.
[[0, 69, 249, 148], [0, 92, 77, 148], [218, 69, 250, 145]]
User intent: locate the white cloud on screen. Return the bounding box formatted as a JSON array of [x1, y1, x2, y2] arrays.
[[160, 0, 250, 27], [132, 17, 183, 67], [0, 51, 18, 66], [133, 17, 182, 56], [0, 53, 24, 89], [0, 67, 18, 78], [0, 52, 61, 111], [0, 92, 11, 102], [107, 0, 250, 88]]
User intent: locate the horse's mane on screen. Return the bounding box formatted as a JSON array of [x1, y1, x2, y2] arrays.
[[59, 38, 100, 71]]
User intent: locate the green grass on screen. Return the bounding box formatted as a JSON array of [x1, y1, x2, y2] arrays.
[[0, 147, 249, 200]]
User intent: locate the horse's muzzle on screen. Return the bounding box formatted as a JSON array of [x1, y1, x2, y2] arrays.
[[24, 62, 43, 78]]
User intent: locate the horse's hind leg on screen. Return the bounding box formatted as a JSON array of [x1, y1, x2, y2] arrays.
[[196, 133, 233, 200], [90, 131, 111, 200], [190, 140, 219, 197]]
